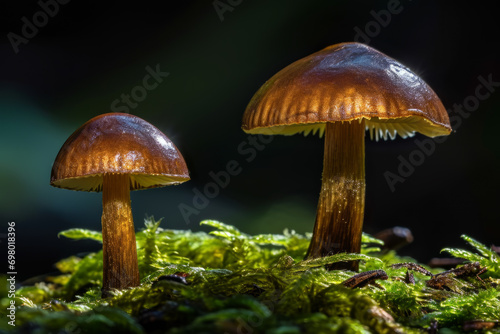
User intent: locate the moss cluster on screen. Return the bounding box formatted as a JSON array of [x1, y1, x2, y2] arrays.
[[1, 218, 500, 333]]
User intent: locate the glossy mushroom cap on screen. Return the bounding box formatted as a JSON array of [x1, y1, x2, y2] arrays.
[[51, 113, 190, 191], [242, 42, 451, 140]]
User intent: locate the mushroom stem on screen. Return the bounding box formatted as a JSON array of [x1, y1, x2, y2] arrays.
[[306, 120, 366, 271], [101, 173, 140, 294]]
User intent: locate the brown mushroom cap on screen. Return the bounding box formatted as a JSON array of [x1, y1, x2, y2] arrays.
[[51, 113, 189, 192], [242, 42, 451, 140]]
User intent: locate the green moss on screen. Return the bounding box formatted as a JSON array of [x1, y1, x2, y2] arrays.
[[3, 218, 500, 333], [442, 235, 500, 278], [428, 288, 500, 325]]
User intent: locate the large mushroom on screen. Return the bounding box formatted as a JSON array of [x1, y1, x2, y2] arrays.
[[242, 42, 451, 271], [51, 113, 189, 294]]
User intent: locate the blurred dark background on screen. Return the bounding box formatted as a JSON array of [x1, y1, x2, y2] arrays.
[[1, 1, 499, 280]]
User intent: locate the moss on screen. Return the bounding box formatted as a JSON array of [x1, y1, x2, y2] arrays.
[[3, 218, 500, 333]]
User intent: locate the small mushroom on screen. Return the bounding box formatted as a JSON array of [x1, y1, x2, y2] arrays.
[[242, 42, 451, 270], [51, 113, 189, 294], [374, 226, 414, 251]]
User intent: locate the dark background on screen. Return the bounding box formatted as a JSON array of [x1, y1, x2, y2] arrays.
[[1, 1, 499, 280]]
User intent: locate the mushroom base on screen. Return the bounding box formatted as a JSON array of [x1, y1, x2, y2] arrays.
[[101, 173, 140, 295], [306, 121, 366, 271]]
